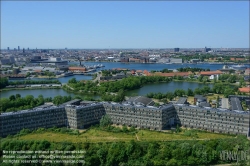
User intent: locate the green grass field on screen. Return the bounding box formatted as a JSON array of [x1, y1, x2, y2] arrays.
[[7, 128, 234, 143]]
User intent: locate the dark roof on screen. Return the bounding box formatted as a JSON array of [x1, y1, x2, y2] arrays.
[[62, 99, 81, 106], [176, 97, 188, 104], [230, 97, 243, 111], [80, 101, 96, 106], [194, 95, 207, 100], [127, 96, 154, 106], [199, 102, 211, 107]]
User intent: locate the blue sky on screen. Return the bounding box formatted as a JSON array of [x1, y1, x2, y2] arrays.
[[1, 1, 249, 49]]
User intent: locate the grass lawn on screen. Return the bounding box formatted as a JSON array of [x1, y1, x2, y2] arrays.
[[13, 129, 136, 143], [8, 128, 234, 143]]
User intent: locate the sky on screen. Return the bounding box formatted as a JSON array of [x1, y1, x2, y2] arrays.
[[1, 1, 249, 49]]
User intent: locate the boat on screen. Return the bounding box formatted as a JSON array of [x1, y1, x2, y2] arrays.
[[230, 64, 248, 70], [63, 72, 74, 77]]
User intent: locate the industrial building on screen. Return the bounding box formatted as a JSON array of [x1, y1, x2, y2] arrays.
[[170, 58, 182, 64], [0, 97, 249, 138]]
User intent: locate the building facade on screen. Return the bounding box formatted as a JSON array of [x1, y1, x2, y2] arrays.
[[0, 105, 66, 137], [1, 97, 249, 138], [103, 102, 175, 130], [174, 104, 249, 135], [65, 102, 105, 129]]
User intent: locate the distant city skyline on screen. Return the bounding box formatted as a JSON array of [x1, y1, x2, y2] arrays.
[[1, 1, 249, 49], [3, 47, 250, 50]]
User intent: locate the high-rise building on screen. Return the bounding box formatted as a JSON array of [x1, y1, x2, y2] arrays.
[[23, 48, 25, 53], [204, 47, 211, 52], [28, 48, 29, 51], [18, 46, 20, 51], [7, 47, 9, 51], [174, 48, 180, 52]]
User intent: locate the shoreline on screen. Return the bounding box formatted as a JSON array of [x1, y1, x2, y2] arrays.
[[71, 60, 250, 65], [0, 86, 62, 92]]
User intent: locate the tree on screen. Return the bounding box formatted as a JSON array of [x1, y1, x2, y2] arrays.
[[68, 78, 77, 84], [198, 76, 203, 82], [53, 95, 64, 105], [202, 86, 211, 95], [15, 94, 21, 99], [26, 72, 31, 77], [216, 96, 220, 108], [176, 124, 181, 133], [194, 88, 202, 95], [122, 125, 128, 133], [38, 95, 45, 105], [0, 77, 8, 89], [130, 126, 136, 132], [187, 88, 194, 96], [166, 92, 175, 101], [223, 87, 235, 98], [213, 77, 217, 83], [9, 95, 16, 101], [174, 89, 186, 97], [167, 159, 179, 166], [228, 75, 237, 83], [154, 102, 160, 107], [100, 115, 112, 128]]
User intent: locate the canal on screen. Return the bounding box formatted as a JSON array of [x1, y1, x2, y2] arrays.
[[1, 81, 212, 99], [9, 75, 93, 84]]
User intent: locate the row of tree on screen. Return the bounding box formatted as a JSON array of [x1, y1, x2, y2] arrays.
[[178, 53, 245, 62], [218, 74, 242, 83], [101, 90, 125, 102], [101, 70, 124, 76], [0, 77, 61, 89], [1, 135, 249, 165], [151, 67, 210, 73], [8, 79, 61, 85], [177, 67, 210, 72], [0, 94, 72, 113]]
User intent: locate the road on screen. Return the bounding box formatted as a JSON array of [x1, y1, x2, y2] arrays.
[[93, 72, 101, 83], [63, 83, 74, 90], [221, 98, 229, 109]]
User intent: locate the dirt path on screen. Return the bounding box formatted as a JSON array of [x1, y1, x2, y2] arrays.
[[135, 134, 140, 141]]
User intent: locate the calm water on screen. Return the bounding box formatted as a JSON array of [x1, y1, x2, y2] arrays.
[[1, 82, 212, 99], [73, 62, 226, 71], [9, 75, 93, 83], [126, 81, 213, 96], [32, 75, 92, 83], [0, 89, 75, 98], [0, 89, 99, 99]]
